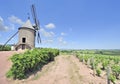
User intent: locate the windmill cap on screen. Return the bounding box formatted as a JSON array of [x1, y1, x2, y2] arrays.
[[21, 20, 34, 30]]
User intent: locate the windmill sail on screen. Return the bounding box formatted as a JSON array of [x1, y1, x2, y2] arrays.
[[31, 4, 41, 43], [31, 4, 39, 30]]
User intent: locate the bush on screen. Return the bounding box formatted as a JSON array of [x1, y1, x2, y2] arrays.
[[6, 48, 59, 79], [111, 65, 120, 79], [96, 68, 101, 76], [109, 74, 116, 84], [102, 60, 109, 70], [0, 45, 11, 51]]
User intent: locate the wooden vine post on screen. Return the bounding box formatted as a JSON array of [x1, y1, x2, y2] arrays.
[[92, 57, 95, 76], [90, 57, 95, 76], [107, 66, 110, 84], [82, 54, 84, 63]]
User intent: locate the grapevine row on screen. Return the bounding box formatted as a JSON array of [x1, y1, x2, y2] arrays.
[[6, 48, 59, 79], [76, 53, 120, 84]]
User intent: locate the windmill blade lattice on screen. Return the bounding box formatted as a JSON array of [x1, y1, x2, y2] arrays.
[[31, 4, 41, 43], [37, 31, 41, 43]]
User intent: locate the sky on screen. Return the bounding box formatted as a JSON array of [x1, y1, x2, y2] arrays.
[[0, 0, 120, 49]]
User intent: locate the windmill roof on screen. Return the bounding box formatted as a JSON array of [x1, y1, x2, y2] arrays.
[[22, 20, 34, 30]]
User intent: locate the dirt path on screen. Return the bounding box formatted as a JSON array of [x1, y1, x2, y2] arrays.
[[15, 55, 106, 84], [0, 53, 107, 84], [0, 51, 24, 84]]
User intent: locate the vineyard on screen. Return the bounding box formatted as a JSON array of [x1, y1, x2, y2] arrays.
[[76, 50, 120, 84], [0, 49, 120, 84]]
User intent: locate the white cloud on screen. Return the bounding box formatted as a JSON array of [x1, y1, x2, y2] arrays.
[[8, 15, 24, 25], [9, 23, 15, 30], [58, 37, 67, 45], [61, 32, 66, 36], [63, 41, 67, 45], [58, 37, 63, 42], [0, 17, 3, 22], [0, 16, 23, 32], [0, 16, 9, 31], [40, 28, 55, 38], [43, 39, 54, 44], [45, 23, 56, 29]]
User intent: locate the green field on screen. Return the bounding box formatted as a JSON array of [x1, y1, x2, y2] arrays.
[[60, 49, 120, 83]]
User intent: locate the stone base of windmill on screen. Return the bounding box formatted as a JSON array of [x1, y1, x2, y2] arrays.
[[13, 43, 34, 51]]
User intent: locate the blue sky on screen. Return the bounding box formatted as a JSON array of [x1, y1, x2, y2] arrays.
[[0, 0, 120, 49]]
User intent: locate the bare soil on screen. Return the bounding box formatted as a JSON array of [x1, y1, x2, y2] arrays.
[[0, 52, 107, 84], [0, 51, 24, 84]]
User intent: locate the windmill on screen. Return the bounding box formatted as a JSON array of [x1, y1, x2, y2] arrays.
[[1, 4, 41, 50]]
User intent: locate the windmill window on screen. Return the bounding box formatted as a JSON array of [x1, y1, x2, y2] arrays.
[[22, 38, 26, 43]]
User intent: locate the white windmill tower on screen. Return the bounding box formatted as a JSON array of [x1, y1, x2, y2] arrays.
[[2, 4, 41, 50], [15, 4, 41, 50]]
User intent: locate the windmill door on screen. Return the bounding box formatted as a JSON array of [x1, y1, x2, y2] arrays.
[[22, 44, 25, 49]]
